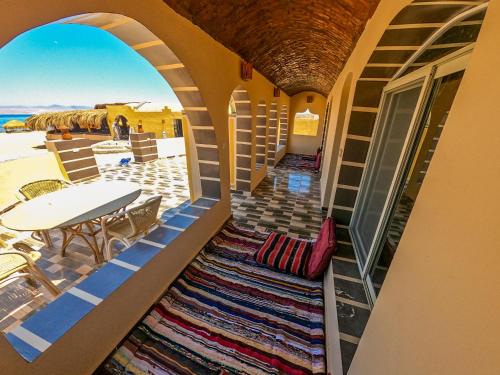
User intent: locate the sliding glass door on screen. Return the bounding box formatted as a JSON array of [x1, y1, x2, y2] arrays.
[[351, 77, 430, 271], [350, 47, 472, 306], [367, 70, 465, 298]]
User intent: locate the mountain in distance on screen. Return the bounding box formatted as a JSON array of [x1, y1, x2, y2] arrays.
[[0, 104, 92, 115]]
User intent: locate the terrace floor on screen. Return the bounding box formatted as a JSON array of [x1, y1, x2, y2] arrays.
[[1, 154, 370, 373], [231, 162, 370, 373], [0, 154, 190, 333]]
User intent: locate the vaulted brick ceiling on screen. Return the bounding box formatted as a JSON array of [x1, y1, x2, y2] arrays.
[[164, 0, 380, 96]]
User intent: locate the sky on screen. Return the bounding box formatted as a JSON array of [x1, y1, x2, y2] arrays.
[[0, 23, 182, 111]]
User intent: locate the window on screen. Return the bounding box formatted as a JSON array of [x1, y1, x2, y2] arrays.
[[293, 109, 319, 136]]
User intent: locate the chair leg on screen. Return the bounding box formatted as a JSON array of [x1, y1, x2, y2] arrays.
[[41, 230, 53, 248], [28, 265, 61, 297], [32, 230, 52, 248], [106, 237, 130, 261], [25, 275, 38, 288]]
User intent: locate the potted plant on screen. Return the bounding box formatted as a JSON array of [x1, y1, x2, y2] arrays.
[[60, 126, 72, 140]]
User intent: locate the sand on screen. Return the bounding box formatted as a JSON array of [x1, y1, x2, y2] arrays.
[[0, 131, 48, 163], [0, 133, 186, 212]]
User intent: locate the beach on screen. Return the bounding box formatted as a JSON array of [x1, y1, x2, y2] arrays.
[[0, 131, 48, 162], [0, 130, 186, 211], [0, 114, 31, 133]]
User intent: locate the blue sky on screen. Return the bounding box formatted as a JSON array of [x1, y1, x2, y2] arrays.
[[0, 23, 181, 110]]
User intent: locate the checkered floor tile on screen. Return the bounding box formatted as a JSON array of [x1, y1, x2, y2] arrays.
[[0, 155, 190, 333], [231, 164, 372, 374], [231, 167, 323, 239]]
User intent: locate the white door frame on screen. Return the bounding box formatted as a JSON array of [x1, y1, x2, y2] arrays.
[[350, 45, 474, 305]]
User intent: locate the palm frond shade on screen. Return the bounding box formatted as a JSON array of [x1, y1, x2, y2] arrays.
[[25, 110, 108, 131], [3, 120, 29, 131]]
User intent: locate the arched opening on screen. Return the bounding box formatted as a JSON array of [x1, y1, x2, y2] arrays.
[[228, 97, 237, 187], [292, 109, 320, 136], [318, 101, 331, 166], [255, 100, 267, 169], [267, 102, 278, 167], [324, 72, 353, 212], [65, 13, 220, 199], [0, 11, 222, 357], [278, 104, 288, 148], [229, 86, 252, 192], [330, 2, 488, 306]]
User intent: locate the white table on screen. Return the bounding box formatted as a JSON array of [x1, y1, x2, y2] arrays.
[[1, 181, 141, 263]]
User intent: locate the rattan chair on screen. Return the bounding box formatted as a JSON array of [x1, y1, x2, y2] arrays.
[[18, 179, 70, 200], [18, 179, 71, 248], [101, 196, 162, 260], [0, 242, 60, 296]]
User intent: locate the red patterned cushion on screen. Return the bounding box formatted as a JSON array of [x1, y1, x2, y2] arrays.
[[314, 152, 322, 170], [306, 218, 336, 280], [255, 232, 312, 276]]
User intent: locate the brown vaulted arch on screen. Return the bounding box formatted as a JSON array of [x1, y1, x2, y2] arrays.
[[330, 0, 487, 226], [267, 102, 278, 167], [279, 104, 289, 148], [230, 86, 253, 192], [62, 13, 221, 199], [256, 100, 267, 168]]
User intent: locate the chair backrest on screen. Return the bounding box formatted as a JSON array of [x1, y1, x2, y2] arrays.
[[127, 196, 162, 236], [19, 179, 67, 200]]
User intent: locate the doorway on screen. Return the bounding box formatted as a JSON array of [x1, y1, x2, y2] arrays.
[[351, 46, 470, 305]]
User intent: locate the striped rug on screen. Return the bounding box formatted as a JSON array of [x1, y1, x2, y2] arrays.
[[102, 223, 326, 374], [276, 154, 317, 172]]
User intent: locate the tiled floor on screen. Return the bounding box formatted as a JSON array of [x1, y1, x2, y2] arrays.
[[387, 193, 414, 249], [0, 155, 190, 333], [371, 193, 414, 295], [2, 152, 370, 372], [231, 159, 370, 374], [231, 168, 323, 239], [331, 238, 371, 372]]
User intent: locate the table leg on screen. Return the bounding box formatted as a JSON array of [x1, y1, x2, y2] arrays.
[[84, 222, 103, 263], [60, 223, 103, 264], [60, 226, 77, 257]]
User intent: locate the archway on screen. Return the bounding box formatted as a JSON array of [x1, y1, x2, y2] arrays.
[[229, 86, 252, 192], [324, 72, 353, 212], [228, 97, 237, 187], [256, 100, 267, 168], [278, 104, 288, 148], [267, 102, 278, 167], [292, 109, 320, 136], [64, 13, 221, 199], [318, 101, 331, 167], [0, 10, 226, 363], [330, 1, 487, 226]]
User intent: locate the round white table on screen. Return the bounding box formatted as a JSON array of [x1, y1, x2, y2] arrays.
[[1, 181, 142, 263]]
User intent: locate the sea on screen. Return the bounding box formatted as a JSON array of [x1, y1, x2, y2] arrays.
[[0, 114, 31, 133]]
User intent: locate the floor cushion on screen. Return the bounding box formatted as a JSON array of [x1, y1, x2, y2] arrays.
[[315, 151, 322, 170], [255, 232, 312, 276], [306, 217, 336, 280]]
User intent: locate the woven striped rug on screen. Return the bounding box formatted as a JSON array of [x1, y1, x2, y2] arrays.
[[276, 154, 317, 172], [102, 223, 326, 374]]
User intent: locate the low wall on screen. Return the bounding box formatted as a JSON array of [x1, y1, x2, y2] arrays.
[[46, 133, 112, 143]]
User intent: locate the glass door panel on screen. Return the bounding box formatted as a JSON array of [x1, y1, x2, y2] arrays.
[[367, 70, 464, 297], [351, 80, 425, 269]]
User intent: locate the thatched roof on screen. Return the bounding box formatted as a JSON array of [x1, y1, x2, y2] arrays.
[[163, 0, 379, 96], [94, 102, 129, 110], [3, 119, 28, 130], [26, 110, 108, 131]]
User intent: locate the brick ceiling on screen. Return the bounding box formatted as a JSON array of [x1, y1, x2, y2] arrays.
[[164, 0, 380, 96]]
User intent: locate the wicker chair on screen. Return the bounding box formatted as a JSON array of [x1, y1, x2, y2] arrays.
[[18, 179, 70, 200], [18, 179, 71, 248], [0, 242, 60, 296], [101, 196, 162, 260]]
